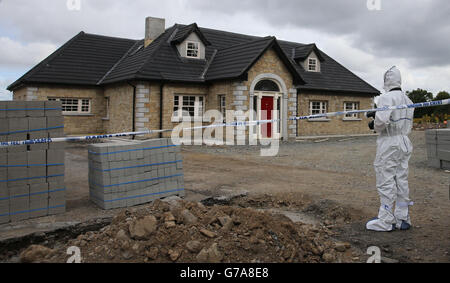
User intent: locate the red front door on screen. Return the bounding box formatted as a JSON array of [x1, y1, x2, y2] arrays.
[[261, 96, 273, 138]]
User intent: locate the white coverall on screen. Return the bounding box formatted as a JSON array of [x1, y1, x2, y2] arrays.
[[366, 66, 415, 232]]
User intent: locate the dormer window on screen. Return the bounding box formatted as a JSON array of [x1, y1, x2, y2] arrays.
[[186, 41, 200, 58], [308, 58, 318, 72]]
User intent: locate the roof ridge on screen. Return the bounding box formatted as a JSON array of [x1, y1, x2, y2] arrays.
[[7, 31, 86, 91], [97, 40, 142, 85], [217, 36, 275, 52], [82, 32, 137, 42]]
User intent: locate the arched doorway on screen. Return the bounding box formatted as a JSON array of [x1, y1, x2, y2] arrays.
[[253, 79, 282, 139]]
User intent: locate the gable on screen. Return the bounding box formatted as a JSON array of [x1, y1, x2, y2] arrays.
[[176, 32, 206, 59], [247, 47, 294, 86], [303, 51, 321, 72]]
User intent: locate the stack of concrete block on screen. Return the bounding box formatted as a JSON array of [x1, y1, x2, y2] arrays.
[[0, 101, 65, 224], [88, 138, 184, 210], [426, 129, 450, 170]]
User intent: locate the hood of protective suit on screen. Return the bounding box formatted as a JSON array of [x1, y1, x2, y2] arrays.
[[383, 66, 402, 92]]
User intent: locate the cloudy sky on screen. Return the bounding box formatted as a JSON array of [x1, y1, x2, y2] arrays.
[[0, 0, 449, 100]]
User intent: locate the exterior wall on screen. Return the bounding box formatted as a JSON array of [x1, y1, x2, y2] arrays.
[[13, 85, 106, 135], [245, 48, 297, 140], [104, 83, 134, 134], [297, 91, 374, 136]]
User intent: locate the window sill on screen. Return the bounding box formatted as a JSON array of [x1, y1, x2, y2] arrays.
[[171, 117, 204, 123], [102, 117, 110, 121], [343, 118, 362, 121], [63, 113, 94, 117], [307, 119, 331, 122]]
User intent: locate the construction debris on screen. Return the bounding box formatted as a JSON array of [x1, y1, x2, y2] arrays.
[[21, 199, 356, 263]]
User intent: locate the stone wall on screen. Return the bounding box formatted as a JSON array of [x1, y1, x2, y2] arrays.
[[103, 84, 133, 134], [297, 91, 374, 136], [13, 85, 106, 135]]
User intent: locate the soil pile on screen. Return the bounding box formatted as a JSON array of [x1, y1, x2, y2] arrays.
[[20, 199, 354, 263]]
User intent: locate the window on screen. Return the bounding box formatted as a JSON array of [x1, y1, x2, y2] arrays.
[[104, 97, 110, 120], [173, 95, 205, 120], [255, 80, 280, 92], [186, 42, 200, 58], [344, 102, 360, 119], [309, 101, 328, 120], [308, 58, 318, 72], [219, 95, 226, 120], [48, 98, 91, 114]]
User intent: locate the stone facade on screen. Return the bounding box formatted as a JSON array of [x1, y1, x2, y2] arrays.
[[13, 85, 106, 135], [297, 91, 373, 136], [12, 47, 374, 139]]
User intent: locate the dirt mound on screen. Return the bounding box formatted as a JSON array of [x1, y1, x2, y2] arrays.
[[25, 199, 355, 263]]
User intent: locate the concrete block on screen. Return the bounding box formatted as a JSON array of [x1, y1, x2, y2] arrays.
[[0, 102, 6, 119], [437, 150, 450, 161], [28, 150, 46, 165], [29, 183, 49, 218], [28, 117, 46, 131], [48, 182, 65, 215], [28, 166, 47, 185], [7, 133, 27, 153], [29, 131, 49, 151], [8, 151, 27, 166], [428, 158, 441, 169], [45, 101, 62, 117], [47, 175, 64, 184], [7, 167, 28, 188], [7, 102, 26, 118], [47, 149, 65, 165], [47, 164, 65, 177], [0, 185, 9, 224], [442, 160, 450, 170], [9, 185, 30, 222], [26, 101, 45, 117]]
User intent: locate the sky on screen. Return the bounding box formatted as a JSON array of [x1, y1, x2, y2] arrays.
[[0, 0, 449, 100]]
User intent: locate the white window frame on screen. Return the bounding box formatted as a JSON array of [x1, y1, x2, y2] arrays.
[[172, 95, 205, 122], [48, 97, 91, 115], [308, 58, 318, 72], [186, 41, 200, 58], [308, 101, 329, 121], [103, 97, 110, 120], [343, 102, 361, 120]]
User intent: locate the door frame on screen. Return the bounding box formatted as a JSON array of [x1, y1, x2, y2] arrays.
[[254, 91, 282, 140]]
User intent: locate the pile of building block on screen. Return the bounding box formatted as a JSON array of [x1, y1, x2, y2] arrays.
[[88, 138, 184, 210], [426, 129, 450, 170], [0, 101, 65, 224]]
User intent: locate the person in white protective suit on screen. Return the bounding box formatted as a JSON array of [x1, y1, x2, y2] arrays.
[[366, 66, 415, 232]]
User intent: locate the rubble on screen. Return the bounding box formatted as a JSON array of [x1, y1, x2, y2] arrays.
[[21, 199, 356, 263]]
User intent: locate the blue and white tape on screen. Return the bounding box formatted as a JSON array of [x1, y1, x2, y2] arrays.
[[0, 99, 448, 147]]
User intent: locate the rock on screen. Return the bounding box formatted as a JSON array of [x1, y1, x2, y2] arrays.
[[322, 252, 335, 263], [168, 249, 181, 262], [146, 247, 159, 260], [186, 241, 202, 253], [20, 245, 54, 263], [334, 242, 350, 252], [218, 215, 232, 227], [381, 256, 399, 264], [121, 251, 133, 260], [164, 212, 176, 222], [129, 215, 157, 239], [200, 229, 217, 238], [165, 221, 176, 228], [181, 209, 198, 225], [196, 243, 223, 263], [116, 229, 129, 241]]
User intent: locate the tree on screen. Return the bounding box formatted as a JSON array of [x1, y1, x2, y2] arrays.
[[407, 89, 434, 118], [432, 91, 450, 118]]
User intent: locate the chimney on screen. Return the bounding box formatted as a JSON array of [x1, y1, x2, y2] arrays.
[[145, 17, 165, 47]]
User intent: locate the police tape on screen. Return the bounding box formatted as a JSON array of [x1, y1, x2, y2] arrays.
[[0, 99, 448, 147]]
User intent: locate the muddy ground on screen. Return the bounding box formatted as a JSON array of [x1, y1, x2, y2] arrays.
[[0, 131, 449, 263]]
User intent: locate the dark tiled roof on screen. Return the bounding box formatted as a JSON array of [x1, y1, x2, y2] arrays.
[[8, 32, 137, 90], [8, 24, 380, 95]]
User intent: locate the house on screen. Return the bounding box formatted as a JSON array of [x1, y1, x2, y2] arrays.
[[8, 17, 380, 140]]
